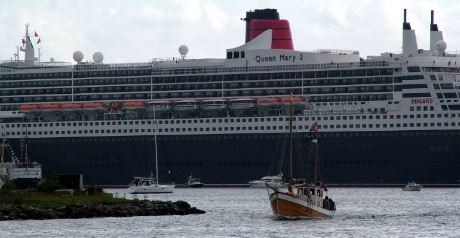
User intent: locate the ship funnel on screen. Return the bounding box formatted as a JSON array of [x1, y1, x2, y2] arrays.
[[243, 9, 294, 50], [402, 9, 418, 56], [430, 10, 444, 52]]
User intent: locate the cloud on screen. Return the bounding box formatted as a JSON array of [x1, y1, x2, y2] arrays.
[[1, 0, 460, 63]]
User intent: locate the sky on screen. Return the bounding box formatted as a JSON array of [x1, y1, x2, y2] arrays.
[[1, 0, 460, 63]]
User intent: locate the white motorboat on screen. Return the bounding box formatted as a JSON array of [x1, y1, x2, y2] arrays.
[[186, 173, 204, 188], [402, 181, 422, 191], [249, 173, 285, 188]]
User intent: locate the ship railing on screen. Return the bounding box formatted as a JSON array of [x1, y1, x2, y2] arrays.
[[151, 61, 391, 76], [73, 62, 152, 70], [0, 60, 72, 70], [313, 49, 360, 55]]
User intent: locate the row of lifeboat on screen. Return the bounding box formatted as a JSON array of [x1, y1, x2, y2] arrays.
[[19, 96, 307, 112]]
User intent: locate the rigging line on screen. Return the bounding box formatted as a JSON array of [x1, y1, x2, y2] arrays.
[[277, 132, 288, 176], [267, 132, 284, 176]]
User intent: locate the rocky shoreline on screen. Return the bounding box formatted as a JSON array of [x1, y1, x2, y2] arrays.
[[0, 200, 205, 221]]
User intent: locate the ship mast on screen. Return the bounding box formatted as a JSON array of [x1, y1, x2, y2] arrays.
[[288, 97, 293, 193], [154, 108, 159, 185], [312, 126, 318, 183]]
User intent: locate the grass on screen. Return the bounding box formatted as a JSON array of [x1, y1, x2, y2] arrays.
[[0, 191, 128, 208]]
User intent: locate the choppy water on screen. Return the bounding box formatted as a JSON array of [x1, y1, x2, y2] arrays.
[[0, 188, 459, 238]]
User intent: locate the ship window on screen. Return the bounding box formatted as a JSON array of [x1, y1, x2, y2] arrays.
[[226, 51, 232, 59], [241, 51, 245, 58], [233, 51, 239, 59]]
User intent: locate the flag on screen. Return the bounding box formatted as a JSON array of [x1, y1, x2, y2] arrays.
[[37, 38, 41, 44], [22, 38, 25, 44], [34, 31, 39, 37], [309, 122, 318, 132]]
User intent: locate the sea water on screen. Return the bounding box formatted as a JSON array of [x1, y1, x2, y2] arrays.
[[0, 188, 459, 238]]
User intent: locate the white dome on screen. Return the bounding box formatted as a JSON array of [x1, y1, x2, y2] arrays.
[[73, 50, 84, 62], [436, 40, 447, 53], [178, 45, 189, 57], [93, 52, 104, 63]]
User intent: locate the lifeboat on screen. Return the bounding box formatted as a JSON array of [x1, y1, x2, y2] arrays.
[[123, 101, 145, 110], [61, 103, 83, 111], [175, 99, 200, 111], [201, 99, 227, 110], [82, 102, 106, 110], [228, 98, 256, 110], [257, 97, 280, 108], [146, 100, 172, 112], [39, 103, 61, 111], [280, 96, 307, 105], [19, 104, 40, 112]]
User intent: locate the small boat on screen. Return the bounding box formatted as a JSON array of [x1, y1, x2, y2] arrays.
[[146, 100, 172, 112], [249, 173, 285, 188], [266, 98, 336, 219], [228, 98, 256, 110], [186, 173, 204, 188], [402, 181, 422, 191], [201, 99, 227, 110], [129, 173, 174, 194]]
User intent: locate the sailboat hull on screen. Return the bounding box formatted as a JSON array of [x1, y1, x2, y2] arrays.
[[130, 184, 174, 194], [269, 192, 335, 219]]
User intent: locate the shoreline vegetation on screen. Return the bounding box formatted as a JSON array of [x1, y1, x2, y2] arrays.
[[0, 180, 205, 221]]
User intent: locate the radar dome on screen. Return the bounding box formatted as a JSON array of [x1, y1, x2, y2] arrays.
[[178, 45, 189, 58], [436, 40, 447, 53], [73, 51, 84, 62], [93, 52, 104, 63]]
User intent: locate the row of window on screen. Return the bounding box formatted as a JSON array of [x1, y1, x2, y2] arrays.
[[5, 120, 460, 137]]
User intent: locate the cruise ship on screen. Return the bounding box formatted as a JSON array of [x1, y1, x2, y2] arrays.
[[0, 9, 459, 185]]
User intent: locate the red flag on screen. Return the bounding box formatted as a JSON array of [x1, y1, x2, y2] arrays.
[[34, 31, 39, 37], [37, 38, 41, 44]]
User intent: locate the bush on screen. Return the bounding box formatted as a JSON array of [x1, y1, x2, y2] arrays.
[[37, 178, 63, 193], [0, 180, 15, 194]]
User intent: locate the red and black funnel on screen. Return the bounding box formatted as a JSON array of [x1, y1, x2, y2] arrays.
[[243, 9, 294, 50]]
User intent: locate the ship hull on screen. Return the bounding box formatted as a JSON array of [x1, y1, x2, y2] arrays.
[[17, 130, 460, 185], [269, 192, 334, 219]]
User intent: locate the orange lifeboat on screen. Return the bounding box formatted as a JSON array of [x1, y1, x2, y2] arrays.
[[82, 102, 106, 110], [123, 101, 145, 110], [19, 104, 40, 112], [61, 103, 82, 111], [280, 96, 306, 105], [257, 97, 280, 106], [39, 103, 61, 111]]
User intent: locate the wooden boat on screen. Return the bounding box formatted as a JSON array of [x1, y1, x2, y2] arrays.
[[266, 97, 336, 219]]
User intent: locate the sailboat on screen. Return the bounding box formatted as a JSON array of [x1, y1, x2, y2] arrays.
[[266, 98, 336, 219], [129, 109, 174, 194]]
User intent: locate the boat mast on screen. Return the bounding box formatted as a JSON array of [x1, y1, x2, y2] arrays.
[[154, 108, 159, 185], [288, 97, 293, 193], [312, 125, 318, 183]]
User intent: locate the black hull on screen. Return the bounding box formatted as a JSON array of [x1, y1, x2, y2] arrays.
[[12, 178, 40, 189], [20, 130, 460, 185]]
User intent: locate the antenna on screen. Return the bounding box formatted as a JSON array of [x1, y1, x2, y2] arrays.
[[404, 9, 407, 23], [431, 10, 434, 25]]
